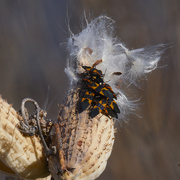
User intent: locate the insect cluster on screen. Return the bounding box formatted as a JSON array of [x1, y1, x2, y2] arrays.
[[78, 60, 121, 119]]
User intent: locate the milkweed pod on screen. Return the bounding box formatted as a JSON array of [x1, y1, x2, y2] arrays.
[[0, 96, 50, 179], [48, 89, 115, 180]]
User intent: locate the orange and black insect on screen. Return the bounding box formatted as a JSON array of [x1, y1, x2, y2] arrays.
[[103, 83, 117, 99], [79, 91, 95, 113], [82, 66, 103, 77], [107, 99, 120, 114], [83, 79, 114, 99], [82, 66, 103, 84], [103, 105, 118, 119], [90, 98, 120, 118], [90, 99, 107, 118], [79, 63, 120, 118]]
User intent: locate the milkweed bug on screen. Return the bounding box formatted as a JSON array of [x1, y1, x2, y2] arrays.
[[79, 91, 95, 113], [107, 99, 120, 114], [90, 99, 107, 118], [103, 83, 117, 99], [103, 106, 118, 119], [82, 66, 103, 78]]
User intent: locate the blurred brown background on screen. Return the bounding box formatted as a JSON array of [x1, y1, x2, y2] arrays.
[[0, 0, 179, 179]]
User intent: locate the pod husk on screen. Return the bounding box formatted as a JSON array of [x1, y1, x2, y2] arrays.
[[0, 96, 50, 179], [48, 88, 115, 180]]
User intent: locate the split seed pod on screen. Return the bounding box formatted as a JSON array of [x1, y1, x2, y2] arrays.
[[48, 88, 115, 180], [0, 96, 50, 179]]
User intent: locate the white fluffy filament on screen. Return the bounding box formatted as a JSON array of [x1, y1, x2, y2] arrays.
[[65, 15, 164, 120]]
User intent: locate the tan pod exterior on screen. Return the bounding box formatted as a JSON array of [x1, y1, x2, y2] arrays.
[[48, 89, 115, 180], [0, 96, 50, 179]]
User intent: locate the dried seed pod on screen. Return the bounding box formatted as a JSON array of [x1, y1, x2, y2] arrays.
[[0, 96, 50, 179], [48, 88, 115, 180]]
